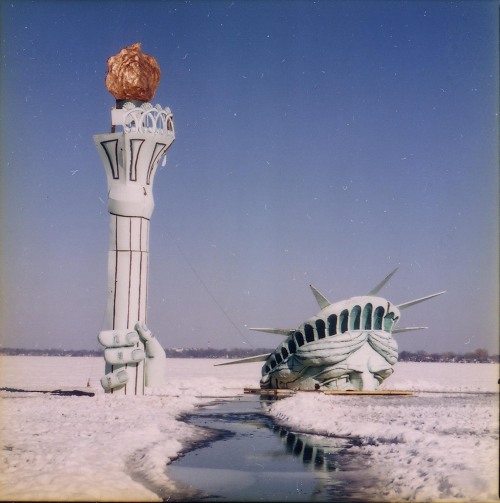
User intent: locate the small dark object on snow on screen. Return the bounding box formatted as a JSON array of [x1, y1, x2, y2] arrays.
[[0, 387, 95, 397]]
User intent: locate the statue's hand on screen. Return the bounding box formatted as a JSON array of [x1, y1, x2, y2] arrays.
[[134, 322, 167, 388], [98, 322, 167, 391]]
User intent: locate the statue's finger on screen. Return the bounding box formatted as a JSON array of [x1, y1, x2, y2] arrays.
[[98, 330, 139, 347], [104, 347, 145, 365], [135, 321, 154, 342], [100, 369, 129, 391], [144, 337, 164, 358]]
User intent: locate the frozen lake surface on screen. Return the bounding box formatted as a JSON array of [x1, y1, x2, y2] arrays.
[[169, 395, 389, 501], [168, 393, 497, 502], [0, 356, 498, 501]]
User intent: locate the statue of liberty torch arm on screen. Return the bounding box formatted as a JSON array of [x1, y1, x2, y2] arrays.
[[93, 44, 175, 394]]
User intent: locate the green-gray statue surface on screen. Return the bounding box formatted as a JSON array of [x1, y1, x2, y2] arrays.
[[218, 269, 444, 391]]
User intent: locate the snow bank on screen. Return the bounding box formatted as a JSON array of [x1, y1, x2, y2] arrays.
[[383, 361, 499, 393], [268, 362, 499, 502], [1, 393, 198, 501], [0, 356, 261, 501], [0, 356, 498, 501]]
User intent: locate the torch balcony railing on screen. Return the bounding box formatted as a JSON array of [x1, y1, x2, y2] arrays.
[[120, 102, 175, 135]]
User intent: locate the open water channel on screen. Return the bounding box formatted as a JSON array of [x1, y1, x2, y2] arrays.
[[166, 395, 378, 502]]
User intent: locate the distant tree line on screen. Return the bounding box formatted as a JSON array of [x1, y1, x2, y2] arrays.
[[0, 347, 274, 358], [398, 348, 497, 363], [0, 348, 103, 357], [0, 346, 498, 363], [164, 347, 274, 359]]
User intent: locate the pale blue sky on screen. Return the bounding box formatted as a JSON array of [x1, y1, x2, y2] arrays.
[[1, 0, 498, 353]]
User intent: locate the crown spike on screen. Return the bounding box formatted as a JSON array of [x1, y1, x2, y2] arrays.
[[309, 284, 331, 309], [368, 267, 399, 296], [397, 291, 446, 310], [248, 328, 294, 336], [393, 326, 428, 334]]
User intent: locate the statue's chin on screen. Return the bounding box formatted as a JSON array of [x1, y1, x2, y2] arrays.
[[261, 368, 387, 391], [321, 376, 357, 391]]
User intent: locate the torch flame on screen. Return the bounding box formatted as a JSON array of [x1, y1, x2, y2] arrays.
[[105, 43, 161, 102]]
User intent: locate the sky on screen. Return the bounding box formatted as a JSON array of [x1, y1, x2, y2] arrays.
[[0, 0, 498, 353]]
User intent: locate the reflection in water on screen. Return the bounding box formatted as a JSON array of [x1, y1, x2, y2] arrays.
[[262, 394, 347, 475], [167, 396, 373, 502], [273, 425, 339, 473]]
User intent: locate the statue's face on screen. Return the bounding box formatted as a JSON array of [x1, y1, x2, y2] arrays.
[[260, 296, 400, 391], [261, 333, 397, 391], [331, 342, 394, 390]]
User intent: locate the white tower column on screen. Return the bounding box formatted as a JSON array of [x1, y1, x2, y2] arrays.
[[94, 103, 175, 394]]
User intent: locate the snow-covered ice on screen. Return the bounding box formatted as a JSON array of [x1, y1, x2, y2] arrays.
[[0, 356, 498, 501]]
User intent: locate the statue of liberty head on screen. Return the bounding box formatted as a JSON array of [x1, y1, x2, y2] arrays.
[[217, 269, 445, 391]]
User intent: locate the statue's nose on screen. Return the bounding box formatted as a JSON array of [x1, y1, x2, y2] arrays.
[[360, 372, 377, 391]]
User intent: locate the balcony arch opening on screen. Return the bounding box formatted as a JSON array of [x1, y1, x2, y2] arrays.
[[351, 305, 361, 330], [295, 331, 305, 347], [362, 304, 373, 330], [384, 312, 398, 332], [327, 314, 337, 336], [316, 319, 326, 339], [304, 324, 315, 343], [374, 306, 385, 330], [340, 309, 349, 333]]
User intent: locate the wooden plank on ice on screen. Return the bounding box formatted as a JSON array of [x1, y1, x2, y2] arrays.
[[243, 388, 413, 396]]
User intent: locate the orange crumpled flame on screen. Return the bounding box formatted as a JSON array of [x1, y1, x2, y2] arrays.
[[105, 43, 161, 102]]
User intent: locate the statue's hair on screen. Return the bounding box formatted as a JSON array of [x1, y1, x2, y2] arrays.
[[367, 331, 398, 365], [289, 330, 398, 367]]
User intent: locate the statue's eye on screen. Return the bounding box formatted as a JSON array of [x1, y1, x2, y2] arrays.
[[373, 368, 393, 383], [330, 375, 350, 388]]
